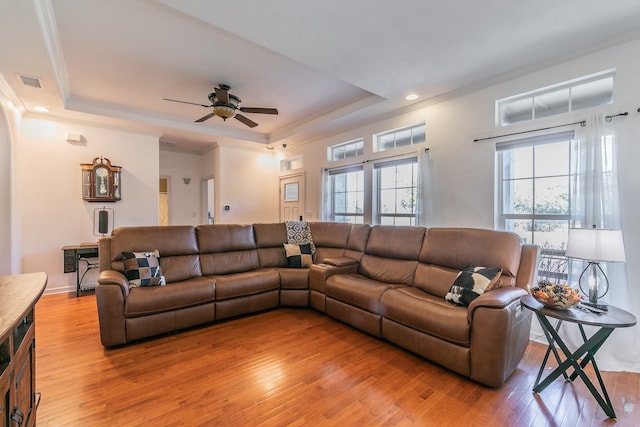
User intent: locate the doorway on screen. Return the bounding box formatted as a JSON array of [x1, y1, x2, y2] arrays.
[[203, 177, 215, 224], [159, 177, 169, 225], [280, 173, 305, 221]]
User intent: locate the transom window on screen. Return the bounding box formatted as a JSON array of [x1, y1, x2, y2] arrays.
[[328, 138, 364, 162], [375, 124, 425, 152], [496, 70, 614, 127]]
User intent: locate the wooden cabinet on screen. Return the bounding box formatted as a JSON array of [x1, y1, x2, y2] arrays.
[[0, 273, 46, 427], [81, 157, 122, 202]]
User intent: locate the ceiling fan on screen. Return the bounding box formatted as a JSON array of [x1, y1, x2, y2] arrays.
[[163, 84, 278, 128]]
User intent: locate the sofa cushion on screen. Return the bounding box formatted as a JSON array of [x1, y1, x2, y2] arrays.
[[359, 255, 418, 286], [122, 250, 166, 288], [379, 287, 470, 346], [124, 276, 215, 317], [213, 269, 280, 301], [325, 273, 403, 313], [445, 265, 502, 306], [254, 223, 288, 268], [284, 243, 313, 268], [419, 228, 521, 278]]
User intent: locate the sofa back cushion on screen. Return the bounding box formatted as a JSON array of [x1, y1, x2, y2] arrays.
[[103, 226, 201, 283], [196, 224, 260, 275], [344, 224, 371, 261], [253, 223, 288, 268], [359, 226, 425, 285], [310, 222, 352, 263], [415, 228, 522, 297]]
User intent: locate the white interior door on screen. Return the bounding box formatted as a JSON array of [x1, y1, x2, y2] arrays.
[[280, 173, 305, 221]]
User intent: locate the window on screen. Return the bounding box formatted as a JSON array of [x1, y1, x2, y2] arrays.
[[375, 124, 425, 152], [327, 166, 364, 224], [280, 155, 303, 172], [375, 158, 418, 225], [496, 70, 614, 127], [497, 131, 574, 282], [328, 138, 364, 162]]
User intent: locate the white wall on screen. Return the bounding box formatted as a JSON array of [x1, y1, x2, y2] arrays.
[[0, 106, 12, 275], [159, 150, 204, 225], [214, 144, 279, 224], [13, 117, 160, 293]]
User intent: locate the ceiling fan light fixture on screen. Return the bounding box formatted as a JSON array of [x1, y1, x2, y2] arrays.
[[213, 104, 236, 119]]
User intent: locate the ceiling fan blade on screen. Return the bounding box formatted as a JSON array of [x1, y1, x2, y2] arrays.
[[194, 112, 216, 123], [234, 114, 258, 128], [163, 98, 210, 108], [239, 107, 278, 115], [215, 86, 229, 104]]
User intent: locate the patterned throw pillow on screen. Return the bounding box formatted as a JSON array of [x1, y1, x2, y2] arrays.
[[445, 265, 502, 306], [285, 221, 315, 254], [284, 243, 313, 268], [122, 250, 166, 288]]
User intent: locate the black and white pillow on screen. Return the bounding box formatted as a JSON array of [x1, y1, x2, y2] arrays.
[[285, 221, 315, 254], [284, 243, 313, 268], [122, 250, 166, 288], [445, 265, 502, 306]]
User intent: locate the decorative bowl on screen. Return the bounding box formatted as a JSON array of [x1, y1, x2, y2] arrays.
[[531, 283, 582, 310]]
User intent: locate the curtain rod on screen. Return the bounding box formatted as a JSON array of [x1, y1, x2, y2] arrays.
[[605, 112, 628, 122], [474, 120, 586, 143]]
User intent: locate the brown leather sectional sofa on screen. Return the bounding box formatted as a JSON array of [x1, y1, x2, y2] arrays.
[[97, 222, 539, 387]]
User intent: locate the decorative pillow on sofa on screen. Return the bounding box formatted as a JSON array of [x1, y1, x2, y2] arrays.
[[445, 265, 502, 306], [122, 250, 166, 288], [285, 220, 316, 254], [283, 243, 313, 268]]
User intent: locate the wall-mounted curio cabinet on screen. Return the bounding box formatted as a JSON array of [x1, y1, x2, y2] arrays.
[[81, 157, 122, 202]]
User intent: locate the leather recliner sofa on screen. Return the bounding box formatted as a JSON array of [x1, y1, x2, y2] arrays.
[[97, 222, 539, 387]]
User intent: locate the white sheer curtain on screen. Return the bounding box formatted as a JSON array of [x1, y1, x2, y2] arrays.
[[563, 113, 639, 371], [415, 147, 433, 227]]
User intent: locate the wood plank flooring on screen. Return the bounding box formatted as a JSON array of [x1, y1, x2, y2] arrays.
[[34, 293, 639, 426]]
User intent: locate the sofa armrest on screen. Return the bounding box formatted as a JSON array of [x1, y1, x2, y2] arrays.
[[309, 263, 359, 293], [96, 270, 129, 347], [98, 269, 130, 298], [467, 287, 527, 323], [322, 256, 358, 267], [467, 286, 532, 387]]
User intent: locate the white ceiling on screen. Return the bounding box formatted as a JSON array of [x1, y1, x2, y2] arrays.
[[2, 0, 640, 153]]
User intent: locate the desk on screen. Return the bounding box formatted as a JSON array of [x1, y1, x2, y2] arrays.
[[520, 294, 636, 419], [62, 243, 99, 296]]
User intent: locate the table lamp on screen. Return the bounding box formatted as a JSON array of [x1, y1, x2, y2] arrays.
[[564, 226, 626, 311]]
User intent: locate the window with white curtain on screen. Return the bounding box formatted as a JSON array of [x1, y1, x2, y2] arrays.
[[375, 157, 418, 225], [324, 155, 421, 225], [496, 131, 574, 282], [326, 166, 365, 223]]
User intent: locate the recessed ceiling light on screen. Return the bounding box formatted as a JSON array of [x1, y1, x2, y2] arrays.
[[405, 94, 419, 101], [33, 106, 49, 113]]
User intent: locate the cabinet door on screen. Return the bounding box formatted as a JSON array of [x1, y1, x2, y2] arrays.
[[0, 375, 9, 427], [13, 339, 35, 427]]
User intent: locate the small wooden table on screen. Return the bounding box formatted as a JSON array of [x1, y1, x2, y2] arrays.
[[62, 243, 99, 296], [520, 294, 636, 419]]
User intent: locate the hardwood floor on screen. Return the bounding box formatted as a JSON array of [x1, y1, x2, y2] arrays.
[[34, 293, 639, 426]]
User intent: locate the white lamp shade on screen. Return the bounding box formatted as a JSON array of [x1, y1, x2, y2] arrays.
[[564, 228, 626, 263]]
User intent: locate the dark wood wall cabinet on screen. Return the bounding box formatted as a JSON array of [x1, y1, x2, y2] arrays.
[[0, 273, 47, 427]]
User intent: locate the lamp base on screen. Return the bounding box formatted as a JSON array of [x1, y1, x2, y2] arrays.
[[582, 300, 609, 311]]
